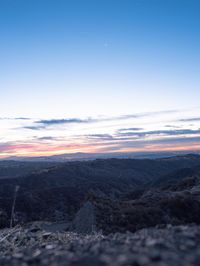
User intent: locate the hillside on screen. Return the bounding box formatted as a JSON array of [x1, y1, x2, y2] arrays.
[[1, 154, 200, 230]]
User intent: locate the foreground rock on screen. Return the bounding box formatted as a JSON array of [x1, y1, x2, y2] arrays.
[[0, 224, 200, 266], [70, 201, 96, 234]]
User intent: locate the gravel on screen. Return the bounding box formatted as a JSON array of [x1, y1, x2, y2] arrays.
[[0, 224, 200, 266]]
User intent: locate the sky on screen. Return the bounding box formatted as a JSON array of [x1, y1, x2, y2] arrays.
[[0, 0, 200, 157]]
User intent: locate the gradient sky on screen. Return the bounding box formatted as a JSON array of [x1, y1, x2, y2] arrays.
[[1, 0, 200, 157]]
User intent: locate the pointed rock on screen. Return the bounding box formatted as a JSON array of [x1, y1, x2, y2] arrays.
[[70, 201, 96, 234]]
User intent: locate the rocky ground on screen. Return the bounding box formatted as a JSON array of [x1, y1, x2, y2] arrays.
[[0, 223, 200, 266]]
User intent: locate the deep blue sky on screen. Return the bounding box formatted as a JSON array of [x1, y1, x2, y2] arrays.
[[1, 0, 200, 117], [0, 0, 200, 156]]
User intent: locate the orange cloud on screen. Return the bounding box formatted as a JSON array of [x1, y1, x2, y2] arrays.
[[0, 142, 99, 158], [0, 139, 200, 159]]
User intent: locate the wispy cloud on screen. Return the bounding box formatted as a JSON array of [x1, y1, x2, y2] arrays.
[[21, 109, 179, 130], [117, 127, 143, 133], [1, 131, 200, 158], [164, 125, 181, 128], [35, 118, 94, 125], [0, 117, 31, 121], [23, 126, 46, 130], [179, 117, 200, 122], [23, 118, 95, 130], [117, 129, 200, 138], [2, 108, 200, 158], [85, 134, 114, 140], [35, 136, 58, 141]]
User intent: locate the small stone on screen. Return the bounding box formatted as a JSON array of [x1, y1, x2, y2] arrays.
[[13, 253, 23, 259], [42, 232, 52, 239], [29, 227, 40, 233], [45, 244, 54, 250], [33, 249, 41, 257], [145, 238, 157, 246]]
